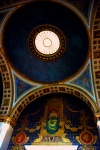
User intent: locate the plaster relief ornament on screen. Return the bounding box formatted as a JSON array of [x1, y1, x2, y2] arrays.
[[31, 98, 72, 145], [11, 132, 29, 150]]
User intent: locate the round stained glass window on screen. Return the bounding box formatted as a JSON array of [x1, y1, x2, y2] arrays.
[[28, 24, 66, 61]]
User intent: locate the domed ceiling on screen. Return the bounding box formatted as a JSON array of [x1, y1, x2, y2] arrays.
[[3, 1, 88, 83]]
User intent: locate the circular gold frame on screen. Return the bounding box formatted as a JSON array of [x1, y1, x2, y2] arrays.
[[28, 24, 66, 61], [79, 131, 94, 145], [15, 132, 26, 145]]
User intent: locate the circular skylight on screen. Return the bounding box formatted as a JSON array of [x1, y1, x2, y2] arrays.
[[28, 24, 66, 61], [35, 31, 60, 55]]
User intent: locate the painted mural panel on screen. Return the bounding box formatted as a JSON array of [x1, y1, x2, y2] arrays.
[[8, 93, 100, 150]]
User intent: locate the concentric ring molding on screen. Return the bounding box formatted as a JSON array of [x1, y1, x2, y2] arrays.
[[28, 24, 66, 61], [3, 1, 89, 83]]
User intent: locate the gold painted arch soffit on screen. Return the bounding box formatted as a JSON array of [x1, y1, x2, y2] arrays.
[[10, 84, 98, 122], [0, 50, 12, 116], [91, 1, 100, 109]]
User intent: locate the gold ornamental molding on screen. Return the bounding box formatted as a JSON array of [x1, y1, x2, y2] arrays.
[[0, 116, 16, 127], [28, 24, 66, 61], [10, 84, 98, 122], [95, 112, 100, 118], [0, 51, 12, 116]]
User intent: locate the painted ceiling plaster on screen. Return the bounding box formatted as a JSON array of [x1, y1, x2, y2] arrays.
[[3, 1, 88, 83], [0, 0, 99, 118]]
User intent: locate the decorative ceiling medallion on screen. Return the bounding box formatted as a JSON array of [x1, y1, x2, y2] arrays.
[[14, 132, 27, 145], [79, 131, 94, 145], [28, 24, 66, 61]]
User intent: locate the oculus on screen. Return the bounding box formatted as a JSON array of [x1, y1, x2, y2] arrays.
[[35, 31, 60, 55], [28, 24, 66, 61]]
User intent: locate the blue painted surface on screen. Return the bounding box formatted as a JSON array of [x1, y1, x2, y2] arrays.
[[67, 0, 90, 18], [15, 78, 32, 100], [8, 93, 100, 149], [4, 1, 88, 83], [74, 68, 93, 93]]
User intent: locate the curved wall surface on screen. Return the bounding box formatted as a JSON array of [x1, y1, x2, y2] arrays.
[[3, 1, 88, 83], [8, 93, 100, 150]]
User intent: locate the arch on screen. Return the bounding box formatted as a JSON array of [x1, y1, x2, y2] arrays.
[[10, 84, 98, 122], [0, 51, 12, 115], [91, 1, 100, 109]]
